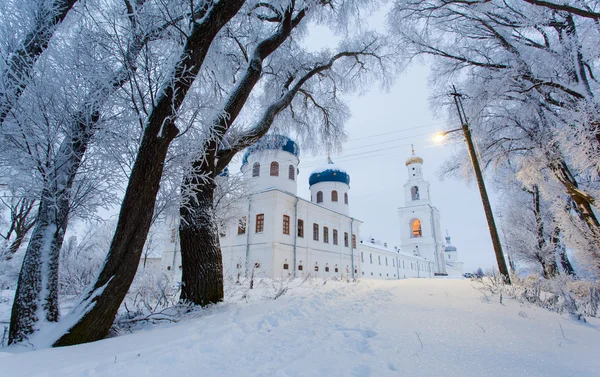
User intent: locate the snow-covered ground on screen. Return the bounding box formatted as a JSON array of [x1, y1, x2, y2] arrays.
[[1, 278, 599, 377]]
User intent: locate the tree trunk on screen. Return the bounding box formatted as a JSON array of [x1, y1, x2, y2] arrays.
[[9, 188, 67, 344], [552, 227, 576, 276], [179, 177, 224, 306], [9, 113, 92, 344], [550, 159, 600, 271], [53, 126, 177, 346], [53, 0, 245, 347], [6, 233, 26, 257]]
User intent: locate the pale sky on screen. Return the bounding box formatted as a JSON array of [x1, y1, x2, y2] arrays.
[[90, 11, 503, 273], [294, 13, 502, 273], [293, 62, 500, 273]]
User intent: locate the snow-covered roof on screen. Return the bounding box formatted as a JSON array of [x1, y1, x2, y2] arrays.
[[309, 158, 350, 186], [360, 240, 431, 262], [241, 134, 299, 165]]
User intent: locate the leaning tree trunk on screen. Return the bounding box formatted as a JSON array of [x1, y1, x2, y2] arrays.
[[53, 125, 177, 346], [179, 177, 224, 306]]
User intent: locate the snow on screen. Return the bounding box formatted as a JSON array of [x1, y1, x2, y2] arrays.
[[310, 163, 348, 175], [1, 278, 599, 376]]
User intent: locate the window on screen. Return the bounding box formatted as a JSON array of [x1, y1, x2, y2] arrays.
[[314, 265, 319, 272], [283, 263, 289, 270], [325, 266, 330, 272], [411, 219, 422, 237], [298, 265, 303, 271], [411, 186, 420, 200], [331, 190, 338, 202], [344, 232, 349, 247], [369, 254, 373, 264], [385, 257, 388, 266], [313, 223, 319, 241], [298, 219, 304, 237], [335, 267, 339, 273], [288, 165, 295, 180], [237, 216, 247, 235], [255, 214, 264, 233], [361, 252, 364, 263], [254, 262, 261, 268], [344, 192, 348, 204], [448, 254, 450, 259], [316, 191, 323, 203], [323, 227, 329, 243], [252, 162, 260, 177], [378, 255, 381, 265], [283, 215, 290, 235], [333, 229, 338, 245], [352, 234, 357, 249], [270, 161, 279, 176]]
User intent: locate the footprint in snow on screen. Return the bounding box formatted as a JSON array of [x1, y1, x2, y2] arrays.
[[351, 364, 372, 377]]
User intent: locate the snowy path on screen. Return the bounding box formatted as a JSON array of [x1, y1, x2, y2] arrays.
[[2, 279, 599, 377]]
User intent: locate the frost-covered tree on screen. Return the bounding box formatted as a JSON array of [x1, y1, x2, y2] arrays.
[[177, 0, 393, 306], [389, 0, 600, 273], [4, 0, 185, 345], [0, 0, 79, 126], [49, 0, 248, 347], [0, 184, 37, 259]]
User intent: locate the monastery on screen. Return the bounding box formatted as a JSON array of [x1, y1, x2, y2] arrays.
[[160, 135, 464, 279]]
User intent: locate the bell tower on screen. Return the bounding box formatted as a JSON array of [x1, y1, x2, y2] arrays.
[[397, 147, 447, 275]]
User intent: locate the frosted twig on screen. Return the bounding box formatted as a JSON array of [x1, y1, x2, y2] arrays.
[[415, 331, 423, 348], [475, 323, 486, 333]]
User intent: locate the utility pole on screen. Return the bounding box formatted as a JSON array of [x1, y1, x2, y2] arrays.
[[451, 86, 511, 284]]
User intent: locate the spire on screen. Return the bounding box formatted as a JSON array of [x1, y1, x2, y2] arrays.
[[405, 145, 424, 166]]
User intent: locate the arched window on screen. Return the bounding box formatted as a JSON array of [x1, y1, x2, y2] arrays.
[[314, 265, 319, 272], [252, 162, 260, 177], [270, 161, 279, 176], [331, 190, 338, 202], [316, 191, 323, 203], [288, 165, 295, 180], [344, 192, 348, 204], [283, 263, 289, 270], [411, 186, 420, 200], [298, 264, 303, 271], [411, 219, 422, 237]]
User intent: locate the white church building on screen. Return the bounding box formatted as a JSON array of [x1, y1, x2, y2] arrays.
[[160, 135, 463, 279]]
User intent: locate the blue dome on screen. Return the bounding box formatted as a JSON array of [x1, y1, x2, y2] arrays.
[[309, 160, 350, 186], [241, 134, 299, 165]]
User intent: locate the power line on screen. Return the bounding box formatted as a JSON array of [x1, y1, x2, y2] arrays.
[[345, 121, 446, 142]]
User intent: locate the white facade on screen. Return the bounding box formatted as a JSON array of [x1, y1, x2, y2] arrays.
[[240, 149, 299, 196], [159, 137, 465, 281], [359, 240, 434, 279], [397, 151, 448, 275]]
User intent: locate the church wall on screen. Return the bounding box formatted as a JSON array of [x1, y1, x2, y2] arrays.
[[217, 189, 361, 279], [359, 243, 434, 279], [308, 181, 350, 215], [241, 149, 299, 196]]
